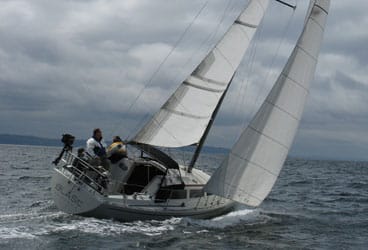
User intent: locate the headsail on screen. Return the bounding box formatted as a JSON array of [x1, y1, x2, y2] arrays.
[[204, 0, 330, 206], [133, 0, 270, 147]]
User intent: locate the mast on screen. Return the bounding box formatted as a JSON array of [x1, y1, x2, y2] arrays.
[[188, 75, 235, 172]]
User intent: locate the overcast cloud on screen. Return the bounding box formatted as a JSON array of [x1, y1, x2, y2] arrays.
[[0, 0, 367, 160]]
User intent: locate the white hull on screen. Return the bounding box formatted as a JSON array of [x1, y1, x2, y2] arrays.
[[81, 197, 235, 222], [51, 163, 235, 222]]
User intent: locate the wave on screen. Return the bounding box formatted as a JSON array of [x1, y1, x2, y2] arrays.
[[17, 176, 51, 180], [0, 212, 182, 239], [184, 208, 270, 229], [284, 180, 311, 186], [0, 227, 37, 240], [348, 182, 368, 189], [259, 209, 309, 224], [0, 208, 269, 239], [0, 211, 64, 223], [10, 166, 30, 170], [42, 216, 183, 237]]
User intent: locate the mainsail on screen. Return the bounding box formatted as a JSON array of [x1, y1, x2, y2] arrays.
[[204, 0, 330, 206], [133, 0, 270, 147]]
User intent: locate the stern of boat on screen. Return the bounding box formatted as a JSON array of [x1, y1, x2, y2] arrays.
[[51, 163, 105, 215]]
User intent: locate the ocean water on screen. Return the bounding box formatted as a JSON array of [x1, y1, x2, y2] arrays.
[[0, 144, 367, 249]]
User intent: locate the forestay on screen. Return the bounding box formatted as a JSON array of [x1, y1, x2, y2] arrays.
[[204, 0, 330, 206], [133, 0, 270, 147]]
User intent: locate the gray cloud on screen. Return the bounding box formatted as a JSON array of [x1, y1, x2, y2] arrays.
[[0, 0, 367, 160]]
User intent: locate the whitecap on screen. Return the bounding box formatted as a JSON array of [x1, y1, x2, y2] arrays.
[[0, 211, 65, 223], [43, 216, 182, 237], [184, 208, 269, 229], [0, 227, 37, 240]]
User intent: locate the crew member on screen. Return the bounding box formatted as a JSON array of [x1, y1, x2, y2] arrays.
[[86, 128, 106, 156], [86, 128, 108, 169], [107, 135, 127, 164]]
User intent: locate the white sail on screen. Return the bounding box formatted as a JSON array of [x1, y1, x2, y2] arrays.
[[133, 0, 270, 147], [204, 0, 330, 206]]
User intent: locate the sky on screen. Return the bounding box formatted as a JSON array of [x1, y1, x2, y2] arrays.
[[0, 0, 367, 161]]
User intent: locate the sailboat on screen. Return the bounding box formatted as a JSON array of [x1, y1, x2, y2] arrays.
[[51, 0, 330, 221]]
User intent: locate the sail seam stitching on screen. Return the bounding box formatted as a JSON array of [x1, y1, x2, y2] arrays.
[[140, 115, 184, 146], [236, 23, 252, 42], [224, 181, 263, 202], [256, 0, 267, 13], [264, 99, 300, 121], [296, 44, 318, 62], [248, 125, 289, 150], [235, 186, 263, 201], [253, 0, 268, 16], [183, 81, 224, 93], [309, 16, 325, 31], [214, 47, 235, 71], [230, 151, 279, 176], [281, 73, 310, 93]]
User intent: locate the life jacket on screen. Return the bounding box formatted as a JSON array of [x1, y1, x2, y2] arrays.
[[107, 142, 127, 163], [86, 137, 107, 157]]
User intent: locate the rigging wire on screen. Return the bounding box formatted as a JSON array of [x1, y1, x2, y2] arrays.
[[231, 1, 297, 139], [207, 2, 267, 143], [171, 0, 235, 87], [160, 0, 237, 160], [109, 1, 209, 140], [243, 3, 297, 131], [128, 0, 237, 149], [232, 16, 266, 138], [211, 1, 297, 144]]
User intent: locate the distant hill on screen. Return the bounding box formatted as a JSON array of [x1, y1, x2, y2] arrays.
[[0, 134, 229, 154], [0, 134, 85, 147]]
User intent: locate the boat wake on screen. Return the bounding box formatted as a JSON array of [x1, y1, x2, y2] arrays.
[[0, 210, 64, 223], [0, 207, 270, 240], [44, 217, 183, 236], [0, 227, 37, 240], [184, 208, 270, 229], [0, 211, 65, 240], [0, 210, 183, 240]]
